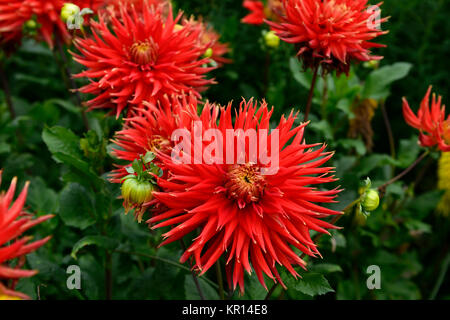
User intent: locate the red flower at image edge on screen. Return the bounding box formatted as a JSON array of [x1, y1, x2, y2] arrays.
[[72, 2, 215, 117], [267, 0, 388, 74], [403, 86, 450, 152], [242, 1, 265, 25], [0, 0, 103, 48], [242, 0, 283, 25], [148, 99, 342, 294], [0, 172, 53, 300]]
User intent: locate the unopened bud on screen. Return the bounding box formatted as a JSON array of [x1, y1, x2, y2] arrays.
[[363, 60, 379, 69], [61, 3, 80, 23], [203, 47, 213, 58], [362, 189, 380, 212], [24, 19, 37, 30], [121, 175, 155, 222], [264, 31, 280, 48]]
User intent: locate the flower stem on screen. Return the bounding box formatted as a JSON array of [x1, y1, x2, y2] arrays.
[[380, 100, 396, 160], [264, 198, 360, 300], [54, 31, 90, 131], [215, 261, 225, 300], [378, 150, 430, 193], [429, 250, 450, 299], [265, 198, 358, 300], [304, 64, 319, 122], [105, 251, 112, 300], [0, 63, 15, 119], [179, 239, 205, 300]]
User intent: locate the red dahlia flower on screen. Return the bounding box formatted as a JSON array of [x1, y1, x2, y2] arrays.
[[267, 0, 387, 74], [149, 99, 341, 293], [200, 25, 232, 67], [0, 0, 103, 49], [403, 86, 450, 152], [183, 17, 232, 67], [242, 1, 265, 25], [0, 172, 53, 300], [111, 94, 200, 182], [102, 0, 168, 20], [72, 2, 215, 117], [242, 0, 283, 25], [111, 94, 201, 221]]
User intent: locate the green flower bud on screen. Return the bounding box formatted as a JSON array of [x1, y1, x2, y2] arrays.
[[203, 47, 213, 59], [61, 3, 80, 23], [24, 19, 37, 30], [362, 189, 380, 212], [121, 175, 155, 222], [363, 60, 379, 69], [264, 31, 280, 48]]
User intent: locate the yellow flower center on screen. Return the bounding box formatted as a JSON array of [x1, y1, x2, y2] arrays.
[[149, 135, 170, 153], [443, 120, 450, 145], [130, 39, 158, 65], [225, 164, 265, 206]]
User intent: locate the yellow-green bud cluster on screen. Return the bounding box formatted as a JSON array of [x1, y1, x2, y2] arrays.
[[361, 189, 380, 212], [264, 31, 280, 48], [61, 3, 80, 23]]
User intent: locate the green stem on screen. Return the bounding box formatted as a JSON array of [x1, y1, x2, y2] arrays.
[[215, 261, 225, 300], [0, 63, 15, 119], [179, 239, 205, 300], [54, 30, 90, 131], [303, 64, 319, 122], [105, 251, 112, 300], [429, 251, 450, 300], [378, 150, 430, 193], [114, 248, 218, 289], [380, 100, 396, 160], [265, 197, 359, 300]]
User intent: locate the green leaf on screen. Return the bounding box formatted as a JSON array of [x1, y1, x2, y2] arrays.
[[45, 99, 80, 114], [362, 62, 412, 100], [309, 120, 333, 140], [338, 139, 366, 156], [336, 98, 355, 119], [27, 177, 58, 214], [292, 272, 334, 297], [71, 235, 119, 260], [184, 275, 220, 300], [396, 137, 421, 168], [59, 183, 96, 229], [310, 263, 343, 274], [42, 126, 82, 162], [42, 126, 103, 187], [289, 57, 310, 89]]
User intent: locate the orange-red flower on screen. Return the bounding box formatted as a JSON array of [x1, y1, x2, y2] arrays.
[[0, 0, 104, 49], [267, 0, 387, 74], [403, 86, 450, 152], [102, 0, 167, 20], [111, 94, 200, 183], [183, 17, 232, 67], [0, 172, 53, 300], [149, 99, 341, 293], [242, 1, 265, 25], [110, 94, 201, 221], [242, 0, 283, 25], [72, 2, 215, 117]]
